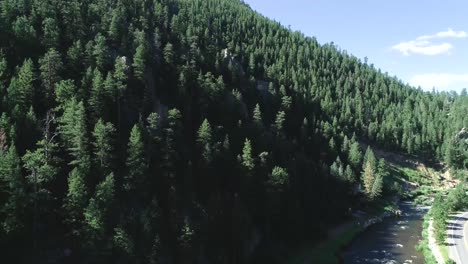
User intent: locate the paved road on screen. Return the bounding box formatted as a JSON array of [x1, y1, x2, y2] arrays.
[[448, 212, 468, 264]]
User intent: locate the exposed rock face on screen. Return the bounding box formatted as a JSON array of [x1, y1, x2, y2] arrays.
[[455, 127, 467, 140]]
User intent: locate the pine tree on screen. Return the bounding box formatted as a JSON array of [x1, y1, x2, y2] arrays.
[[55, 80, 77, 106], [197, 119, 212, 145], [275, 110, 286, 137], [370, 173, 383, 199], [93, 34, 109, 70], [84, 172, 115, 242], [253, 103, 263, 129], [362, 146, 376, 172], [22, 139, 59, 249], [345, 164, 356, 183], [67, 40, 84, 76], [161, 109, 183, 182], [113, 56, 128, 129], [93, 119, 115, 173], [133, 43, 147, 81], [197, 119, 213, 163], [39, 49, 63, 104], [64, 168, 88, 236], [163, 43, 174, 65], [89, 69, 105, 119], [0, 53, 6, 104], [108, 8, 124, 43], [268, 166, 289, 191], [7, 58, 34, 113], [114, 56, 128, 95], [241, 138, 254, 173], [42, 17, 59, 49], [125, 125, 146, 192], [59, 98, 90, 172], [0, 144, 26, 234], [362, 160, 375, 199], [348, 141, 362, 169]]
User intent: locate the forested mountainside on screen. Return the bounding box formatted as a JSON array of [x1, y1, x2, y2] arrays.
[[0, 0, 467, 263]]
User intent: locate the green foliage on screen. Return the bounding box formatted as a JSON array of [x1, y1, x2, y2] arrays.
[[0, 0, 466, 262], [362, 161, 375, 199], [84, 172, 115, 241], [39, 48, 63, 104], [124, 125, 146, 192], [348, 141, 362, 169], [163, 43, 174, 65], [93, 34, 110, 70], [446, 183, 468, 211], [197, 118, 213, 163], [93, 119, 115, 173], [64, 168, 88, 235], [7, 59, 34, 114], [241, 138, 254, 173], [113, 226, 134, 256], [431, 194, 449, 244], [133, 43, 147, 80], [197, 119, 212, 146], [0, 145, 26, 234], [55, 80, 77, 106], [252, 103, 263, 129], [42, 17, 59, 48], [268, 166, 289, 190], [59, 98, 90, 171]]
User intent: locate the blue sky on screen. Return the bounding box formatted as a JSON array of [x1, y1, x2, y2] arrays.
[[244, 0, 468, 93]]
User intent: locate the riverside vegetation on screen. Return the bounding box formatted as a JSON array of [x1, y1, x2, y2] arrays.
[[0, 0, 467, 263]]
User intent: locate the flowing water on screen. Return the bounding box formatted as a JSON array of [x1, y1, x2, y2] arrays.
[[343, 201, 429, 264]]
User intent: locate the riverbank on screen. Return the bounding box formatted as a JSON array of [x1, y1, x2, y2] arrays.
[[287, 200, 399, 264], [344, 201, 428, 263], [286, 151, 445, 264], [428, 218, 446, 263], [416, 213, 443, 264]]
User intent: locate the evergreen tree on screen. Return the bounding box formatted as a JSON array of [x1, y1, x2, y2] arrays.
[[93, 119, 115, 173], [362, 146, 377, 172], [42, 17, 59, 49], [59, 98, 90, 171], [0, 144, 26, 234], [370, 173, 383, 200], [362, 160, 375, 199], [348, 141, 362, 169], [89, 69, 105, 119], [39, 49, 63, 104], [84, 172, 115, 243], [133, 42, 147, 81], [241, 138, 254, 173], [64, 168, 88, 236], [163, 43, 174, 65], [253, 103, 263, 129], [55, 80, 77, 106], [93, 34, 110, 70], [274, 110, 286, 137], [345, 164, 356, 183], [268, 166, 289, 191], [197, 118, 213, 163], [125, 125, 146, 192], [7, 59, 34, 114]]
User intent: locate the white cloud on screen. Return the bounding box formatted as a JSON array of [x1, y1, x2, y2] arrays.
[[417, 28, 467, 40], [391, 40, 452, 56], [409, 73, 468, 92], [391, 28, 466, 56]]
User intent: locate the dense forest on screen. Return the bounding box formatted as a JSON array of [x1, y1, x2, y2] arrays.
[[0, 0, 467, 263]]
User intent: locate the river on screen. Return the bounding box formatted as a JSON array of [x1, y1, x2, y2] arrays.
[[342, 201, 429, 264]]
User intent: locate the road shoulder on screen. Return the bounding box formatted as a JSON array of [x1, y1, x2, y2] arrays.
[[428, 218, 446, 264]]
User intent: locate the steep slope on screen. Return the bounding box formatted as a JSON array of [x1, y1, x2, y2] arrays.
[[0, 0, 466, 263]]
